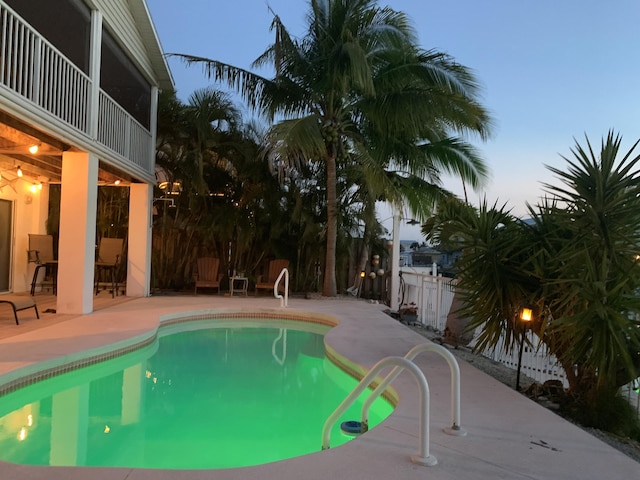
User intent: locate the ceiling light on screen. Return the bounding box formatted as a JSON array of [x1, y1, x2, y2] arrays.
[[17, 166, 23, 177], [28, 144, 39, 154], [114, 179, 121, 185]]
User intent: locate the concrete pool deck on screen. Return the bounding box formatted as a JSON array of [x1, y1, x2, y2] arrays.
[[0, 294, 637, 480]]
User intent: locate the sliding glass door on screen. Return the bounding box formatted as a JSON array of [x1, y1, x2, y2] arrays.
[[0, 199, 12, 291]]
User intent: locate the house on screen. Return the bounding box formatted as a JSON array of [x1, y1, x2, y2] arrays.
[[399, 245, 443, 268], [0, 0, 173, 313]]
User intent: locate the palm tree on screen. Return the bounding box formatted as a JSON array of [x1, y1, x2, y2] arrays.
[[176, 0, 492, 296]]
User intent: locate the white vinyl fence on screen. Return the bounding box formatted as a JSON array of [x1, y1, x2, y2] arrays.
[[403, 269, 640, 415], [398, 266, 456, 332]]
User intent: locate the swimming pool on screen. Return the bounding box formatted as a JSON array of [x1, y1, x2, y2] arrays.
[[0, 314, 393, 469]]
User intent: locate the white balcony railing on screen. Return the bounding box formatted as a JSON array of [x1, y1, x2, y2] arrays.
[[98, 91, 153, 173], [0, 2, 153, 175]]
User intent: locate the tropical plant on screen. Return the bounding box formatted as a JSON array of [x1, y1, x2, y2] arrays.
[[153, 89, 330, 290], [425, 132, 640, 433], [175, 0, 492, 296]]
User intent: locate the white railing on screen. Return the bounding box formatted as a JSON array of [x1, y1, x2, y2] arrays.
[[0, 4, 90, 132], [274, 268, 289, 307], [98, 91, 153, 172], [361, 343, 465, 437], [0, 2, 153, 175], [399, 268, 456, 331], [399, 268, 640, 416], [473, 331, 569, 387], [321, 356, 438, 467], [478, 331, 640, 417]]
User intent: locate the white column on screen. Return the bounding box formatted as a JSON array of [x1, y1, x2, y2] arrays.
[[127, 183, 152, 296], [57, 152, 98, 314], [121, 363, 144, 425], [390, 210, 401, 312], [149, 86, 159, 172], [87, 10, 103, 139], [50, 385, 89, 466]]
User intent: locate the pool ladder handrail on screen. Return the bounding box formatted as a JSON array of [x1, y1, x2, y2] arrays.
[[321, 343, 466, 467], [274, 268, 289, 307], [321, 356, 437, 466], [272, 328, 287, 365], [362, 343, 466, 437]]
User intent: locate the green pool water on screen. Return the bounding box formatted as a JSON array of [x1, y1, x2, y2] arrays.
[[0, 320, 393, 469]]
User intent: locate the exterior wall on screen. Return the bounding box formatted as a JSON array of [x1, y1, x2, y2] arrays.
[[0, 0, 171, 306], [0, 179, 48, 293], [92, 0, 162, 86]]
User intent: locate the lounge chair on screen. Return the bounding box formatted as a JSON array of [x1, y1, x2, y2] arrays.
[[0, 295, 39, 325], [255, 259, 289, 295], [193, 257, 222, 294], [28, 234, 58, 295], [95, 237, 124, 297]]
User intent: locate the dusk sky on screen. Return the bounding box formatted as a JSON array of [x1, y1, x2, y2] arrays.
[[147, 0, 640, 239]]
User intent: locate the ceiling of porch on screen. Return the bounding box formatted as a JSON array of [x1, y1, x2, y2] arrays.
[[0, 111, 136, 189]]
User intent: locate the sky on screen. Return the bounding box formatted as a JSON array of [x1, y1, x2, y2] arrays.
[[146, 0, 640, 240]]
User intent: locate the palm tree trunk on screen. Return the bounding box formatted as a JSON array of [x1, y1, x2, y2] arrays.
[[323, 154, 338, 296]]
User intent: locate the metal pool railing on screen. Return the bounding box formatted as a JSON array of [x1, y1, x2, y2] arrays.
[[321, 343, 466, 467]]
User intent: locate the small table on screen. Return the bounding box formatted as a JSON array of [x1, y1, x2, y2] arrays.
[[229, 276, 248, 297]]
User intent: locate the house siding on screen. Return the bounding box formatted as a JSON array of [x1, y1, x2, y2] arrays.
[[92, 0, 158, 87]]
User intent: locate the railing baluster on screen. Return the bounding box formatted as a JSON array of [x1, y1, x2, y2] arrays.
[[0, 2, 153, 174]]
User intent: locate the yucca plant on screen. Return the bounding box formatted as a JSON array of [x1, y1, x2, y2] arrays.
[[426, 132, 640, 433]]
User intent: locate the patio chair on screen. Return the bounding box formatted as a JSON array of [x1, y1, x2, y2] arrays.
[[95, 237, 124, 298], [28, 234, 58, 295], [0, 295, 39, 325], [193, 257, 222, 295], [255, 259, 289, 295]]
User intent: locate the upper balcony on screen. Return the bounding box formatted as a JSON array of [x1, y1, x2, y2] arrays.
[[0, 0, 163, 182]]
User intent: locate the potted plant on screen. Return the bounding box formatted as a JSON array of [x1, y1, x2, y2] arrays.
[[399, 302, 418, 324]]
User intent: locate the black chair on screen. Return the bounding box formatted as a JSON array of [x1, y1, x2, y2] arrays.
[[95, 238, 124, 297]]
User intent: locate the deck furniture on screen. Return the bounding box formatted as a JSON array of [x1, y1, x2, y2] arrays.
[[0, 295, 39, 325], [229, 276, 249, 296], [255, 259, 289, 295], [194, 257, 222, 294], [28, 234, 58, 295], [95, 238, 124, 298]]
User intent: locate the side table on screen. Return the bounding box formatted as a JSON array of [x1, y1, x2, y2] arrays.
[[230, 276, 249, 297]]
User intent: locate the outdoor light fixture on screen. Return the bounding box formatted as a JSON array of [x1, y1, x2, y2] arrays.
[[17, 166, 22, 177], [360, 271, 366, 278], [28, 144, 39, 154], [158, 181, 182, 195], [516, 306, 535, 391], [114, 179, 121, 186]]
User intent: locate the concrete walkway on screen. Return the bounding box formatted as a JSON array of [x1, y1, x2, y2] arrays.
[[0, 295, 637, 480]]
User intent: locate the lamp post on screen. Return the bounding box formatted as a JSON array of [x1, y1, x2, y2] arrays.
[[515, 306, 534, 391]]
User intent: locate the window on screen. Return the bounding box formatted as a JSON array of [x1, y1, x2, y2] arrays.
[[6, 0, 91, 73], [101, 28, 151, 128]]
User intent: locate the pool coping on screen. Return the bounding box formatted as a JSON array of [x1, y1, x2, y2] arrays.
[[0, 295, 638, 480]]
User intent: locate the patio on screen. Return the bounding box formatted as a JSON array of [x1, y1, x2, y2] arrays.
[[0, 294, 637, 480]]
